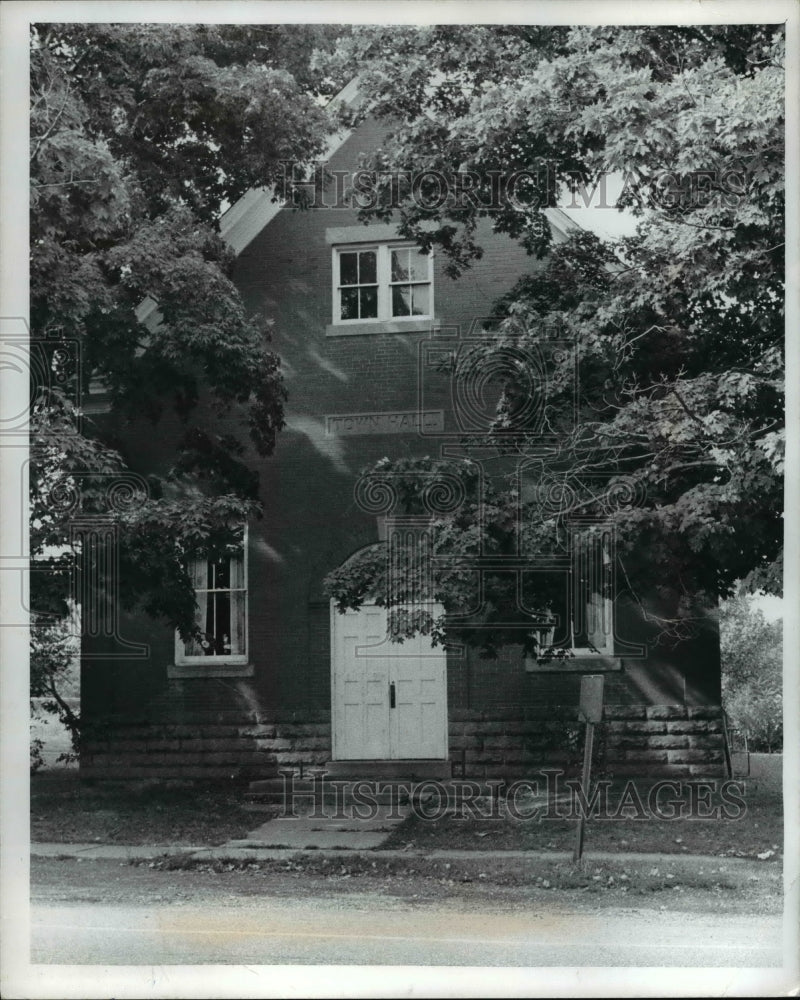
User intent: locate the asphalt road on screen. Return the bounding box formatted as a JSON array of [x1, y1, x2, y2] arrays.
[[25, 854, 786, 969], [31, 896, 782, 966]]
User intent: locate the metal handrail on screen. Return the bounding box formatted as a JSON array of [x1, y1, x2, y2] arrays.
[[722, 709, 750, 778], [721, 710, 734, 778]]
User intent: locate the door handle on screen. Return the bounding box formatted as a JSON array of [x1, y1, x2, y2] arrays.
[[389, 681, 396, 708]]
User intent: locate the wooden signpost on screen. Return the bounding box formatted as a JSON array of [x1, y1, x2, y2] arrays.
[[573, 674, 604, 863], [524, 648, 614, 863]]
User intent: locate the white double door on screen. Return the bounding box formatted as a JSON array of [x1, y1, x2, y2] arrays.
[[331, 603, 448, 760]]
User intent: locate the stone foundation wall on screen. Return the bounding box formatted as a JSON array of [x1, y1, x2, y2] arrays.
[[448, 704, 725, 780], [80, 711, 331, 781], [603, 704, 724, 776], [81, 704, 724, 781]]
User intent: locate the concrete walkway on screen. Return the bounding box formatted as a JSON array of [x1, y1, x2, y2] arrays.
[[30, 840, 780, 874], [31, 842, 201, 860], [223, 803, 409, 851], [31, 801, 410, 858]]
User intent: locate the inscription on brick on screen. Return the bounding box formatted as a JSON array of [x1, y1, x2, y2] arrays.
[[325, 410, 445, 436]]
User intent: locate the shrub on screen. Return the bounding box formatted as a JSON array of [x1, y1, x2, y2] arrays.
[[720, 596, 782, 753]]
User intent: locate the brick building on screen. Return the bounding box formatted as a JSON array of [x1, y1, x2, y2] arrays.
[[80, 108, 725, 783]]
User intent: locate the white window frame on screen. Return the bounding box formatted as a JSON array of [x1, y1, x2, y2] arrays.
[[331, 242, 434, 327], [530, 591, 613, 658], [172, 526, 250, 675]]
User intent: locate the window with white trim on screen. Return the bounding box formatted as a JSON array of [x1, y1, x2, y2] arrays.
[[530, 534, 615, 658], [175, 531, 248, 667], [333, 243, 433, 325]]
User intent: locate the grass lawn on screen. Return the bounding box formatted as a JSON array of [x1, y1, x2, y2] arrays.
[[30, 772, 259, 847], [381, 778, 784, 861], [31, 772, 783, 862]]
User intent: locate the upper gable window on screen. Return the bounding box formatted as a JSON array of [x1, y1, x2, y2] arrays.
[[333, 243, 433, 327], [389, 247, 431, 317], [338, 248, 379, 319]]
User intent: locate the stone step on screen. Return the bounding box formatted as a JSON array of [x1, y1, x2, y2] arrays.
[[246, 783, 426, 808], [323, 759, 453, 780], [249, 777, 297, 795], [246, 776, 414, 806], [251, 814, 405, 835], [247, 760, 453, 796], [245, 790, 405, 806], [245, 773, 507, 810]]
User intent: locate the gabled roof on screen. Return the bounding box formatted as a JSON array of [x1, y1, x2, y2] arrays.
[[218, 76, 363, 256], [136, 78, 363, 327], [137, 78, 582, 326]]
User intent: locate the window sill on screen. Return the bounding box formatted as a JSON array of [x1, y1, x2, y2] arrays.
[[168, 662, 254, 680], [326, 318, 440, 337], [524, 654, 621, 674]]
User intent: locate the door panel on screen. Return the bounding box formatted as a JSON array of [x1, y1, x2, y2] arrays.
[[333, 614, 390, 759], [331, 603, 447, 760], [390, 626, 448, 759]]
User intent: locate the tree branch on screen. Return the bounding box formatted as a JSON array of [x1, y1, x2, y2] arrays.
[[30, 82, 73, 164]]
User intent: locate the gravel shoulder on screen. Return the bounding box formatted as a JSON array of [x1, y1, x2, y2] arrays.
[[30, 852, 783, 918]]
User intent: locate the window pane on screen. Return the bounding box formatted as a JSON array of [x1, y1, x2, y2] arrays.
[[407, 248, 428, 281], [212, 558, 230, 589], [187, 617, 219, 657], [360, 285, 378, 318], [411, 284, 430, 316], [209, 592, 232, 654], [393, 248, 428, 281], [184, 575, 210, 655], [229, 591, 246, 655], [340, 287, 359, 319], [391, 249, 410, 281], [339, 252, 358, 285], [359, 250, 377, 284], [392, 284, 412, 316], [184, 633, 206, 656]]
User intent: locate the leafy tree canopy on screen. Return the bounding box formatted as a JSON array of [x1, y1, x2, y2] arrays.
[[30, 23, 342, 645], [322, 25, 784, 648]]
